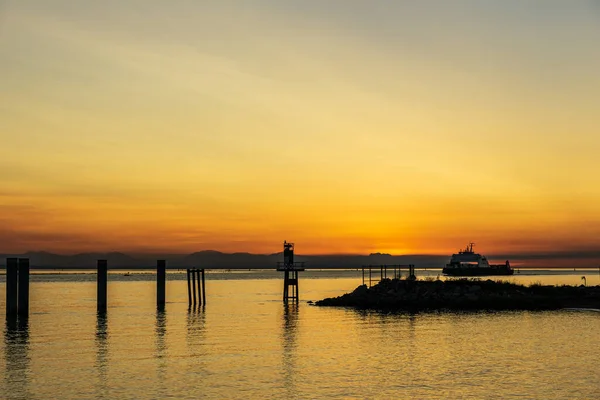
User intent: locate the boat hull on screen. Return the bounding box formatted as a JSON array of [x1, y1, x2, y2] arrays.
[[442, 267, 514, 276]]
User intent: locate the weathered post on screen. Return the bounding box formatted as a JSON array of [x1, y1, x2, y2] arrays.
[[157, 260, 166, 310], [97, 260, 108, 313], [294, 270, 299, 301], [195, 270, 202, 306], [283, 270, 289, 301], [201, 269, 206, 305], [186, 269, 192, 307], [17, 258, 30, 319], [362, 267, 365, 285], [6, 258, 18, 319], [191, 269, 197, 306]]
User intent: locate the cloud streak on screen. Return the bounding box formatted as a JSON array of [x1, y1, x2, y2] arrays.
[[1, 2, 599, 257]]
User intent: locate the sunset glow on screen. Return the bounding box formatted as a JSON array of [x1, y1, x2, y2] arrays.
[[1, 1, 599, 259]]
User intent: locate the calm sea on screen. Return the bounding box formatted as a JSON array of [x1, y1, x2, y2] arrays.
[[1, 269, 599, 399]]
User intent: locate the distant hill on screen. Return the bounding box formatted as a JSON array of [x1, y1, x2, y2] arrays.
[[0, 251, 142, 268], [0, 251, 448, 269]]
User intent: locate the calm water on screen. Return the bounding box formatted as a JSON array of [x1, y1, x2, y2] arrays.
[[1, 269, 599, 399]]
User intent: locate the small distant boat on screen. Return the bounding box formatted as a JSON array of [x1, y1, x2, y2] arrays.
[[442, 243, 514, 276], [123, 272, 131, 277]]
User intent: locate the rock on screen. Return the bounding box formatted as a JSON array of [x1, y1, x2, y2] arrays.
[[315, 279, 600, 311], [352, 285, 369, 296]]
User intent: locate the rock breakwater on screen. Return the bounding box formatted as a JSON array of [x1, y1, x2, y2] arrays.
[[315, 278, 600, 311]]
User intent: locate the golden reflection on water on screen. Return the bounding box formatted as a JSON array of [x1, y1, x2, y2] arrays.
[[281, 303, 299, 398], [154, 310, 168, 398], [0, 273, 598, 399], [186, 306, 206, 342], [95, 313, 109, 399], [4, 319, 30, 400]]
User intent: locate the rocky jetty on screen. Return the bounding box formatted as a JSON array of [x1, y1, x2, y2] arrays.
[[315, 278, 600, 311]]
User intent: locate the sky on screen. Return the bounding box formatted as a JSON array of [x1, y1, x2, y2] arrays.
[[1, 1, 599, 259]]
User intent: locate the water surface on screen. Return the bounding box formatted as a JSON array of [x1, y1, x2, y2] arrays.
[[1, 270, 599, 399]]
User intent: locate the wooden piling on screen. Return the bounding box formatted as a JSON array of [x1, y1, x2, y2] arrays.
[[97, 260, 108, 313], [6, 258, 18, 319], [195, 270, 202, 306], [283, 270, 289, 302], [186, 268, 205, 307], [191, 269, 197, 306], [186, 269, 192, 307], [17, 258, 30, 318], [157, 260, 166, 310], [294, 270, 299, 301], [201, 269, 206, 305]]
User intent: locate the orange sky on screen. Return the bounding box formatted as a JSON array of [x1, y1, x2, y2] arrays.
[[1, 2, 599, 259]]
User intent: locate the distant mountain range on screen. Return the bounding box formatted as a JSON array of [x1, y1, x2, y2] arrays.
[[0, 250, 448, 269]]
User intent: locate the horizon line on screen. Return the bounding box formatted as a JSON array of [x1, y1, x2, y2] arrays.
[[1, 249, 600, 260]]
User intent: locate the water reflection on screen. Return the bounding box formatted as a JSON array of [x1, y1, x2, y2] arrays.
[[155, 310, 167, 357], [405, 313, 417, 374], [95, 312, 109, 399], [407, 313, 417, 341], [281, 303, 299, 397], [155, 310, 168, 398], [185, 306, 207, 391], [4, 318, 30, 400], [187, 306, 206, 342]]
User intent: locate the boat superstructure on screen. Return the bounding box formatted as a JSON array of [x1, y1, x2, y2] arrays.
[[442, 243, 513, 276]]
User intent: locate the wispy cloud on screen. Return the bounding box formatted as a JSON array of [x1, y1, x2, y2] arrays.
[[1, 2, 599, 255]]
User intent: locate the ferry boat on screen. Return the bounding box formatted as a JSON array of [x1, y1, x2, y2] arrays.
[[442, 243, 513, 276]]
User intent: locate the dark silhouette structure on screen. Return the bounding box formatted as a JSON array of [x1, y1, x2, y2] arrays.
[[157, 260, 166, 310], [277, 241, 305, 303], [316, 277, 600, 311], [186, 268, 205, 307], [97, 260, 108, 313], [5, 258, 30, 320], [17, 258, 30, 319], [361, 264, 416, 287], [5, 258, 18, 318], [4, 257, 210, 323]]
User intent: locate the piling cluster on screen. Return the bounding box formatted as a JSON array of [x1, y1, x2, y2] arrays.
[[316, 278, 600, 311], [5, 258, 207, 322], [96, 259, 171, 313], [186, 268, 206, 306]]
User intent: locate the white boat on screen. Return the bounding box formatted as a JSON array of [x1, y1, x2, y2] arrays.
[[442, 243, 513, 276]]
